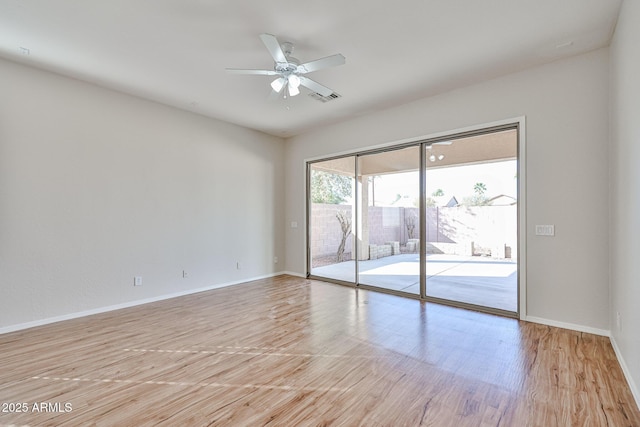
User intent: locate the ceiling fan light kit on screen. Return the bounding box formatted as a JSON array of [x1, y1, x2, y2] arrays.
[[227, 33, 345, 99], [270, 77, 286, 92]]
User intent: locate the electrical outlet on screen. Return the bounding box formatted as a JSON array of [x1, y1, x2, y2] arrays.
[[236, 261, 241, 270], [134, 276, 143, 286], [616, 311, 622, 331], [182, 270, 188, 279], [274, 256, 278, 264]]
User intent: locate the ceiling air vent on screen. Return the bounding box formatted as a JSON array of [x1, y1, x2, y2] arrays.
[[308, 92, 341, 103]]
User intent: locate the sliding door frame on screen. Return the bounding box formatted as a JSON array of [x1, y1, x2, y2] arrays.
[[306, 118, 526, 320]]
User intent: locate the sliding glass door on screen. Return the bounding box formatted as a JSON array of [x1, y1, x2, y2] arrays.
[[356, 146, 421, 295], [424, 130, 518, 312], [308, 157, 356, 283], [307, 126, 519, 316]]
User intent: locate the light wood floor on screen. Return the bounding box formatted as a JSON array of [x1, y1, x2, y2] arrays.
[[0, 275, 638, 426]]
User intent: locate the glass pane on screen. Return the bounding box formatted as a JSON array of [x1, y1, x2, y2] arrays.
[[356, 146, 421, 295], [309, 157, 356, 283], [425, 129, 518, 312]]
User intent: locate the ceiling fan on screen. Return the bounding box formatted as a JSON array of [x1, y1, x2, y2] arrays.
[[226, 33, 345, 98]]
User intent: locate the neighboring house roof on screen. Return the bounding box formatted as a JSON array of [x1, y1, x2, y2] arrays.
[[445, 196, 459, 207], [488, 194, 517, 206]]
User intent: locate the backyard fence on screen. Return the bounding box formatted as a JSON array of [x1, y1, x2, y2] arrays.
[[311, 203, 517, 260]]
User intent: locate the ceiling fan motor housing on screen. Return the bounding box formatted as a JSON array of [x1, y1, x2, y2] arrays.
[[275, 61, 299, 74], [276, 42, 299, 75]]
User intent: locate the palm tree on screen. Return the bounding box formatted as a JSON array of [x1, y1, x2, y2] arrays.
[[463, 182, 489, 206], [473, 182, 487, 196]]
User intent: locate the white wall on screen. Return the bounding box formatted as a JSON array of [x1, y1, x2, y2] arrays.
[[0, 58, 285, 330], [610, 0, 640, 403], [285, 48, 610, 332]]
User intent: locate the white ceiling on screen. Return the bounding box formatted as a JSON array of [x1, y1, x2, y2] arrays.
[[0, 0, 622, 137]]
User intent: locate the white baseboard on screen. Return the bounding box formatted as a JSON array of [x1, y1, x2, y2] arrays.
[[524, 316, 610, 337], [0, 272, 288, 335], [610, 335, 640, 410]]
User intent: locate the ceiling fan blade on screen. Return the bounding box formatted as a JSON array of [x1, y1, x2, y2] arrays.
[[298, 76, 334, 97], [259, 33, 287, 64], [297, 54, 345, 74], [226, 68, 278, 75]]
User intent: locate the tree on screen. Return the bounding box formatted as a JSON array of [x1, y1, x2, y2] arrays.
[[335, 210, 352, 262], [310, 170, 352, 204], [463, 182, 490, 206], [426, 189, 444, 207], [405, 211, 417, 239], [473, 182, 487, 196]]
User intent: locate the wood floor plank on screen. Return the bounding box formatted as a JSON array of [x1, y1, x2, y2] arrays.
[[0, 275, 638, 426]]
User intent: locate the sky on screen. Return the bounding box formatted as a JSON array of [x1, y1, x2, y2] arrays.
[[369, 160, 517, 207]]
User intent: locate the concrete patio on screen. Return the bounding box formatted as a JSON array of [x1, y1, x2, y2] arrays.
[[311, 253, 518, 312]]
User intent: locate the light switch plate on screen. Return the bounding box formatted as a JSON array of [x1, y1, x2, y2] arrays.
[[535, 225, 555, 236]]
